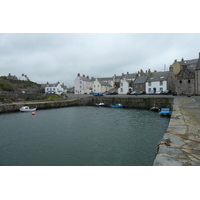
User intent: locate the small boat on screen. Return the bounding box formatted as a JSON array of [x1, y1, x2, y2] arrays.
[[110, 104, 123, 108], [159, 108, 171, 116], [20, 106, 37, 112], [150, 97, 159, 111], [96, 103, 105, 106], [150, 106, 159, 111]]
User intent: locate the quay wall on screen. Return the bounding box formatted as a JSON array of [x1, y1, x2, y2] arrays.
[[0, 96, 174, 113], [92, 96, 174, 109]]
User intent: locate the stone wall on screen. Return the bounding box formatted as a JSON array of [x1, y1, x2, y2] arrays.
[[0, 96, 174, 113]]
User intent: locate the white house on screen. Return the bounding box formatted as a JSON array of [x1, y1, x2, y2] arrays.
[[118, 73, 137, 94], [145, 71, 173, 93], [118, 78, 132, 94], [45, 81, 64, 94], [74, 73, 93, 94], [92, 78, 112, 93]]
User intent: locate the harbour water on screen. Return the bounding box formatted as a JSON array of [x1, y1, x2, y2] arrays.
[[0, 106, 170, 166]]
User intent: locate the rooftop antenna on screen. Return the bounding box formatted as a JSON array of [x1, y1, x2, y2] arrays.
[[164, 64, 166, 71]]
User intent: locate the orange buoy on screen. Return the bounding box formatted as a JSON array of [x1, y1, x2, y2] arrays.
[[32, 112, 36, 115]]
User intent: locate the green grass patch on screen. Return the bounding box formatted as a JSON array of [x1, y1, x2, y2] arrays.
[[0, 81, 14, 91], [46, 94, 60, 100]]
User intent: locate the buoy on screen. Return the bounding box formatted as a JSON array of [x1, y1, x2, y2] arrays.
[[32, 112, 36, 115]]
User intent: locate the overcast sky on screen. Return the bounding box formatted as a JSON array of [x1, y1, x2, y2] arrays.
[[1, 33, 200, 87]]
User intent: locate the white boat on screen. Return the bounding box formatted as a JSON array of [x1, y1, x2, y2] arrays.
[[96, 103, 105, 106], [20, 106, 37, 112]]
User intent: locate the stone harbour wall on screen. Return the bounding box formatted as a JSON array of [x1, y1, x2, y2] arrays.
[[0, 96, 174, 113]]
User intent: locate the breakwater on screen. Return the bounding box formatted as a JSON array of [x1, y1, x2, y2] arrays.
[[0, 96, 174, 113]]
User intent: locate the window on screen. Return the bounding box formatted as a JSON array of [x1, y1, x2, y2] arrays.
[[148, 88, 151, 92], [160, 88, 163, 91], [148, 82, 151, 86], [180, 80, 182, 84], [121, 83, 123, 86], [121, 88, 123, 92], [160, 81, 163, 86], [188, 80, 191, 83]]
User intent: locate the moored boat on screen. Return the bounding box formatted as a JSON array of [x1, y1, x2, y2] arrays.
[[20, 106, 37, 112], [110, 104, 123, 108], [159, 108, 171, 116], [150, 106, 159, 111], [96, 103, 105, 106]]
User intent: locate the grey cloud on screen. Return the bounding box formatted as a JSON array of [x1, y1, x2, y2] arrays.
[[0, 33, 200, 87]]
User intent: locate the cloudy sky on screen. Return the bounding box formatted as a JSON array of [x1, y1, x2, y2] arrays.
[[1, 33, 200, 87], [1, 1, 199, 88]]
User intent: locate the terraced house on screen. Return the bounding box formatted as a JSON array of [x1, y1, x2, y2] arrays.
[[74, 52, 200, 96]]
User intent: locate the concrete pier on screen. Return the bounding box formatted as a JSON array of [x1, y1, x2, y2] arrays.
[[154, 96, 200, 166]]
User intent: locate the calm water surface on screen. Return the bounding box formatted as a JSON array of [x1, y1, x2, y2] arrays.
[[0, 106, 170, 166]]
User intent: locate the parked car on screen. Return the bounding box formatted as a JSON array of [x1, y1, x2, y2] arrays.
[[93, 93, 103, 96], [148, 91, 155, 95], [89, 91, 95, 95], [130, 90, 141, 95], [106, 91, 118, 95], [163, 90, 172, 95], [155, 90, 163, 95]]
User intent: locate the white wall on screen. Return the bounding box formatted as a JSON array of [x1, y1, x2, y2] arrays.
[[145, 80, 167, 92]]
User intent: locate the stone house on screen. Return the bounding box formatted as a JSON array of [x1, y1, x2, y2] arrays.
[[176, 64, 195, 95], [195, 54, 200, 95], [169, 58, 198, 76], [170, 52, 200, 95], [132, 75, 148, 92]]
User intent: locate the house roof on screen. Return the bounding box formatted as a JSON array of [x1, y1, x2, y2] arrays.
[[196, 59, 200, 70], [177, 65, 195, 79], [146, 71, 171, 82], [98, 80, 112, 87], [134, 76, 148, 84], [81, 76, 93, 82], [178, 59, 198, 66], [46, 82, 60, 87], [124, 73, 137, 79]]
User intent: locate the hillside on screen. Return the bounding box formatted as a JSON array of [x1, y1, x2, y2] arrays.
[[0, 77, 41, 92]]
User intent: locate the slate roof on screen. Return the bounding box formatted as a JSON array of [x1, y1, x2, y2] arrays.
[[81, 77, 93, 82], [178, 59, 198, 66], [124, 73, 137, 79], [98, 80, 112, 87], [176, 65, 195, 79], [146, 71, 171, 82], [98, 77, 113, 81], [196, 59, 200, 70], [134, 76, 148, 84]]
